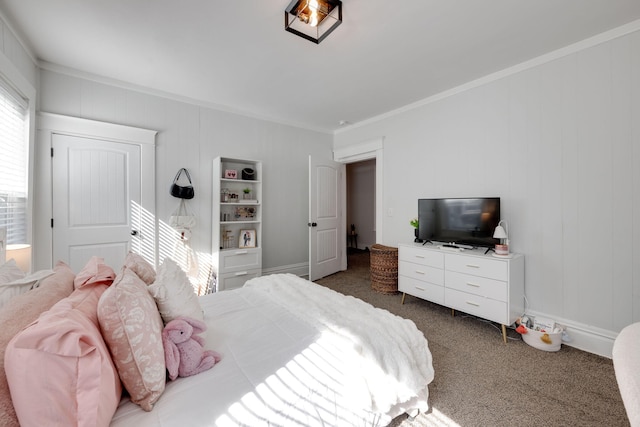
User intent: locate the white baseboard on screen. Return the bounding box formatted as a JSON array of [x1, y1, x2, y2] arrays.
[[262, 262, 308, 278], [525, 309, 618, 358]]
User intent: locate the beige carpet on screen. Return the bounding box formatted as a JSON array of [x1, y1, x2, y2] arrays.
[[314, 250, 629, 427]]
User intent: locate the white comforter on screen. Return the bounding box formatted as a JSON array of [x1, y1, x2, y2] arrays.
[[111, 274, 434, 427]]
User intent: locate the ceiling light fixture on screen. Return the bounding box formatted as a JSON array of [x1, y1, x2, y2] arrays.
[[285, 0, 342, 44]]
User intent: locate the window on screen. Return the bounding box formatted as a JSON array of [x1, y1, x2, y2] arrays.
[[0, 78, 29, 244]]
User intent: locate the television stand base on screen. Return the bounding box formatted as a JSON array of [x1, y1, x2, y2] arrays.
[[437, 244, 463, 252]]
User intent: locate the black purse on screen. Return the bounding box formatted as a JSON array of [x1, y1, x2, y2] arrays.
[[170, 168, 195, 199], [241, 168, 255, 180]]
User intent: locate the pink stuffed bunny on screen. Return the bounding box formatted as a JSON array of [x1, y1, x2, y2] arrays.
[[162, 316, 221, 381]]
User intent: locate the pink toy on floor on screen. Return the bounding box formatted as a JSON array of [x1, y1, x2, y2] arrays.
[[162, 316, 221, 381]]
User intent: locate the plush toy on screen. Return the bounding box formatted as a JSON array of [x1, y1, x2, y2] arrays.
[[162, 316, 221, 381]]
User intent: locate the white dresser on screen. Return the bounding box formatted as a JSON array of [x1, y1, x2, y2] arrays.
[[398, 243, 524, 343]]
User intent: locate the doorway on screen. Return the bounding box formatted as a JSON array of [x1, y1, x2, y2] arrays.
[[346, 159, 375, 268]]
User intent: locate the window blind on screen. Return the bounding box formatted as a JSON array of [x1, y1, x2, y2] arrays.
[[0, 77, 29, 244]]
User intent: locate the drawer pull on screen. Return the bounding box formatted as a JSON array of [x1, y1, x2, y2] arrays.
[[415, 270, 426, 275], [414, 255, 425, 259], [234, 271, 248, 276], [466, 282, 480, 288], [415, 286, 425, 291], [234, 250, 249, 255], [466, 301, 480, 307], [466, 264, 480, 269]]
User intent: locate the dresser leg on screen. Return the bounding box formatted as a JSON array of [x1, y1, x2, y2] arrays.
[[401, 292, 406, 304], [501, 324, 507, 344], [451, 309, 455, 317]]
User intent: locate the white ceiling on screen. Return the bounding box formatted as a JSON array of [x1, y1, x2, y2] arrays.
[[1, 0, 640, 133]]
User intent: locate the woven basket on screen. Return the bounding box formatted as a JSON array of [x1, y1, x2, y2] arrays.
[[370, 244, 399, 294]]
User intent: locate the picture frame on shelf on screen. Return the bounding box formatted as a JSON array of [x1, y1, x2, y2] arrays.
[[239, 229, 256, 248], [224, 169, 238, 179]]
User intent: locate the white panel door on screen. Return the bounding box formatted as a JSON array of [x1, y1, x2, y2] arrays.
[[52, 134, 141, 272], [309, 156, 344, 281]]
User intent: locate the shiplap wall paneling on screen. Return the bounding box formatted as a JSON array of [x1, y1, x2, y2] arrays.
[[611, 35, 635, 330], [537, 57, 565, 317], [632, 31, 640, 323], [576, 42, 614, 329]]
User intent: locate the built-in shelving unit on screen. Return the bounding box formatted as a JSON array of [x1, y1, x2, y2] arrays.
[[212, 157, 262, 291]]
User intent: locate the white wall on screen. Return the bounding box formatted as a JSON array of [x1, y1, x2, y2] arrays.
[[35, 69, 334, 276], [335, 26, 640, 356]]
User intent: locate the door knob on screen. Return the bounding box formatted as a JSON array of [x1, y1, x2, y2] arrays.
[[307, 222, 318, 227], [131, 230, 139, 236]]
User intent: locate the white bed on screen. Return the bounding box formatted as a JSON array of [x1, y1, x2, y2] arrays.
[[111, 273, 434, 426]]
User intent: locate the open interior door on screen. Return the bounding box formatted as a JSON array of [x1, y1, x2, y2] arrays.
[[309, 156, 345, 281]]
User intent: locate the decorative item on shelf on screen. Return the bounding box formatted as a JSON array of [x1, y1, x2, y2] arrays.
[[170, 168, 195, 199], [493, 220, 509, 255], [242, 188, 252, 199], [410, 218, 422, 243], [220, 188, 230, 202], [241, 168, 255, 180], [285, 0, 342, 44], [235, 207, 256, 220], [229, 193, 239, 202], [224, 169, 237, 179], [239, 229, 256, 248], [222, 229, 234, 249]]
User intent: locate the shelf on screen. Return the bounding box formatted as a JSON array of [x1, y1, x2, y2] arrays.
[[221, 220, 260, 225], [221, 201, 260, 206], [220, 246, 260, 252], [220, 178, 261, 184]]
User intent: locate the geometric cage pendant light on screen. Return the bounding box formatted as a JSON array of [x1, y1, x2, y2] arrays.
[[285, 0, 342, 44]]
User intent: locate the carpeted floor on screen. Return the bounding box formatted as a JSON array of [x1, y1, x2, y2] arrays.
[[314, 249, 629, 427]]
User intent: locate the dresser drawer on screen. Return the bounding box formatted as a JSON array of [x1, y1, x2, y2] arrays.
[[399, 276, 445, 305], [218, 269, 261, 291], [445, 254, 507, 281], [445, 271, 507, 302], [400, 246, 444, 268], [219, 248, 261, 272], [445, 288, 508, 324], [399, 260, 444, 286]]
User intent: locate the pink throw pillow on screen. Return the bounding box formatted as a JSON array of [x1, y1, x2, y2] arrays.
[[0, 261, 75, 427], [98, 267, 165, 411], [74, 256, 116, 289], [123, 251, 156, 285], [5, 275, 121, 427]]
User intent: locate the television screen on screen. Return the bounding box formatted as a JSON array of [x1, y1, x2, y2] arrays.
[[418, 197, 500, 248]]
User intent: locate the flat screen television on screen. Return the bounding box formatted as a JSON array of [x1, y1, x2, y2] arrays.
[[418, 197, 500, 248]]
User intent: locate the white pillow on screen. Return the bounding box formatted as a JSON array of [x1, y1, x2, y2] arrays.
[[148, 257, 203, 324], [0, 260, 25, 285], [0, 268, 55, 309]]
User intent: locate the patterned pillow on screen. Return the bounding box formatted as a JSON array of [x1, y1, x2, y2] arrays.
[[148, 257, 203, 325], [98, 267, 165, 411], [123, 252, 156, 285]]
